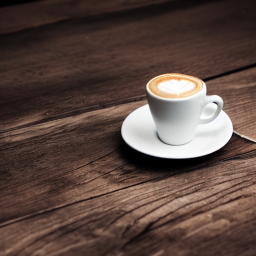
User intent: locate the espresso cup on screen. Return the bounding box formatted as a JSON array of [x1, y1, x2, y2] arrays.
[[146, 73, 223, 145]]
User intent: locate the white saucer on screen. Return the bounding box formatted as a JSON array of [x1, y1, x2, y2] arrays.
[[121, 104, 233, 159]]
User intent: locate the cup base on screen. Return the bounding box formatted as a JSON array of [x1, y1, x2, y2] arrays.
[[157, 133, 194, 146]]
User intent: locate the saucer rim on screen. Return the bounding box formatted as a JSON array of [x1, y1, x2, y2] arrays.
[[121, 104, 233, 159]]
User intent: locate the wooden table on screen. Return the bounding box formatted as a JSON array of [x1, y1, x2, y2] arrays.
[[1, 0, 256, 255]]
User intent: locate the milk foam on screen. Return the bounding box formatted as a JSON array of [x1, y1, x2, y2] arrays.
[[158, 79, 196, 96], [148, 73, 203, 99]]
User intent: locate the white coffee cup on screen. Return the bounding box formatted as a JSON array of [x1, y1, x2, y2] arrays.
[[146, 74, 223, 145]]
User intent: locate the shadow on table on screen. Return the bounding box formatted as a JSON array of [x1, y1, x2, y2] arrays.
[[118, 136, 230, 176]]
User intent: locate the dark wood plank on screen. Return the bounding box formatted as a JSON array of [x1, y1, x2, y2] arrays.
[[1, 99, 256, 225], [1, 0, 256, 131], [0, 0, 170, 35], [207, 67, 256, 141], [1, 150, 255, 256]]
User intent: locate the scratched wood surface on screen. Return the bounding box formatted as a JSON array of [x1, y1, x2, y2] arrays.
[[0, 0, 256, 255]]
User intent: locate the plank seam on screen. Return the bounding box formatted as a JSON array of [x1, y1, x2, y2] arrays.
[[1, 63, 256, 135]]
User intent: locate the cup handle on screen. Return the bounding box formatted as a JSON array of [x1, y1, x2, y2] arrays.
[[199, 95, 224, 124]]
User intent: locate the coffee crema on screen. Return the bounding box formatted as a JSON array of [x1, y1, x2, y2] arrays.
[[148, 73, 203, 99]]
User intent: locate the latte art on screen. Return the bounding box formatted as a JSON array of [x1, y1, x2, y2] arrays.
[[148, 74, 203, 99]]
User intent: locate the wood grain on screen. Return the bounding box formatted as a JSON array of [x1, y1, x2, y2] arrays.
[[0, 0, 170, 35], [1, 149, 255, 255], [1, 100, 256, 226], [1, 0, 256, 131], [1, 1, 256, 255]]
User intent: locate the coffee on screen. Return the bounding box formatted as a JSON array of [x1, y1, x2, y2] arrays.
[[148, 73, 203, 99]]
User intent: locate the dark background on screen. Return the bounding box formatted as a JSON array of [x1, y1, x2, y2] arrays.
[[0, 0, 41, 7]]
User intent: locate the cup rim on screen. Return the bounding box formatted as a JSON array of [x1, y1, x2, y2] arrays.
[[146, 75, 206, 102]]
